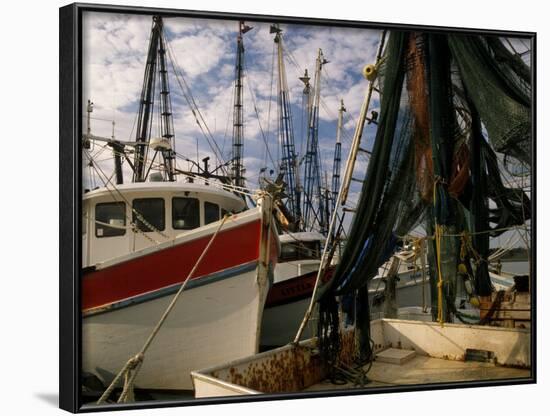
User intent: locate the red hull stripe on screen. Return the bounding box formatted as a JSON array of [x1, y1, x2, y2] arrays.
[[82, 220, 262, 310], [83, 260, 259, 317]]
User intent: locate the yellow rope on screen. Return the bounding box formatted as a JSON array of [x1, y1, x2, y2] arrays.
[[433, 180, 445, 326], [434, 224, 445, 326]]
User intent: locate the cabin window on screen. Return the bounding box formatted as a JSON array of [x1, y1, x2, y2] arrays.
[[95, 202, 126, 238], [132, 198, 165, 232], [204, 202, 220, 225], [280, 241, 321, 261], [172, 197, 200, 230]]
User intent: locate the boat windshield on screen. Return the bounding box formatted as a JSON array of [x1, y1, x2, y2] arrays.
[[280, 240, 321, 261]]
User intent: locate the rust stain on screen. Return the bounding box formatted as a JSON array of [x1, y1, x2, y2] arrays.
[[217, 329, 366, 393], [220, 346, 325, 393]]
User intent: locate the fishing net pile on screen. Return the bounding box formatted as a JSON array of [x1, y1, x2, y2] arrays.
[[316, 31, 531, 365]]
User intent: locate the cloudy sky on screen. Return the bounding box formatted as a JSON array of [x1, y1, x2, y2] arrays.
[[82, 11, 380, 210]]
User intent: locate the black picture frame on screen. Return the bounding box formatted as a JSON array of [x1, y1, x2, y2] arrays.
[[60, 2, 536, 413]]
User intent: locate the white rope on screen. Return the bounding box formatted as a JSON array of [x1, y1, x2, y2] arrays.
[[97, 214, 230, 404]]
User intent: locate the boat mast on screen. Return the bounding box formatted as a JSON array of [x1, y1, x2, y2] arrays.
[[298, 69, 311, 232], [303, 49, 328, 233], [133, 15, 176, 183], [271, 25, 301, 223], [84, 99, 126, 185], [231, 22, 252, 189], [331, 99, 345, 213]]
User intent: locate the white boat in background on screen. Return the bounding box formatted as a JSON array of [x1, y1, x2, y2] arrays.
[[82, 182, 279, 391], [367, 250, 521, 322], [260, 231, 333, 349]]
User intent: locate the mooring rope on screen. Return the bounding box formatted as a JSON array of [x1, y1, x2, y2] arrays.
[[96, 214, 230, 404]]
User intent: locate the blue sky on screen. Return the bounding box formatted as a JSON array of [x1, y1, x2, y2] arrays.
[[82, 11, 381, 209]]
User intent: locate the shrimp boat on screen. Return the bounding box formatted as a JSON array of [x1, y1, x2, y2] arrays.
[[81, 182, 278, 391], [81, 16, 279, 392]]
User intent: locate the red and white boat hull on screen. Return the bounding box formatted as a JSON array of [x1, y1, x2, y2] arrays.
[[82, 200, 278, 391]]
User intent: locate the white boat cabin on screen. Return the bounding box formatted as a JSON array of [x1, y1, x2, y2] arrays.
[[278, 232, 324, 262], [82, 182, 246, 267], [275, 232, 325, 281]]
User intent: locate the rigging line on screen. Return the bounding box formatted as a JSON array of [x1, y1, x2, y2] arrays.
[[91, 155, 127, 165], [164, 38, 227, 171], [489, 236, 522, 261], [242, 52, 277, 171], [322, 101, 370, 163], [282, 40, 369, 156], [280, 42, 369, 165], [87, 162, 96, 190], [264, 42, 277, 171], [103, 145, 168, 179], [399, 224, 531, 240], [121, 19, 155, 145], [85, 149, 120, 186], [177, 171, 256, 197], [221, 73, 236, 159], [169, 63, 225, 168], [504, 38, 519, 55], [83, 115, 116, 123], [106, 144, 255, 198], [518, 38, 530, 52], [172, 153, 256, 194], [128, 102, 140, 141], [90, 142, 110, 160], [301, 183, 325, 232], [495, 159, 531, 252], [498, 156, 531, 197]]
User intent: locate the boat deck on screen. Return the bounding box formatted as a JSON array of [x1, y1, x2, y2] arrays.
[[305, 354, 530, 392], [191, 319, 531, 398]]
